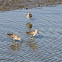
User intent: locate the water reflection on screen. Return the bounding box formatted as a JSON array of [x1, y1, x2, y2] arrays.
[[26, 22, 32, 31], [10, 43, 21, 52], [27, 40, 38, 53], [34, 35, 44, 39]]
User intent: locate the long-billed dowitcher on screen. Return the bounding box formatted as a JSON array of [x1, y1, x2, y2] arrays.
[[7, 34, 22, 43], [25, 29, 39, 40], [26, 23, 32, 31], [26, 12, 32, 21]]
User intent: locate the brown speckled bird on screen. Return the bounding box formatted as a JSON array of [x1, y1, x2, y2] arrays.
[[7, 34, 22, 43], [26, 23, 32, 31], [25, 29, 39, 40]]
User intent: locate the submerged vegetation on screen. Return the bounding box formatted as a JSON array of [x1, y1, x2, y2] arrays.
[[0, 0, 62, 11]]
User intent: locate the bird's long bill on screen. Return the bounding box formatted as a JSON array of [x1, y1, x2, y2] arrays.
[[38, 32, 40, 36]]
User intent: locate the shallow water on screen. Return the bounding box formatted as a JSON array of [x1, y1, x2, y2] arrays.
[[0, 5, 62, 62]]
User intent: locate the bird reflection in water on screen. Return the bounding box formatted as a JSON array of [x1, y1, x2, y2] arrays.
[[28, 40, 38, 53], [10, 43, 21, 52], [26, 22, 32, 31]]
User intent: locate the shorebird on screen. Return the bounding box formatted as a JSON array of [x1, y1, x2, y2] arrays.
[[26, 23, 32, 31], [25, 29, 40, 40], [26, 12, 32, 21], [7, 34, 22, 43]]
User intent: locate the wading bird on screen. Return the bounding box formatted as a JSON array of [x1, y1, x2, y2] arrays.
[[26, 12, 32, 21], [25, 29, 40, 40], [7, 34, 22, 43]]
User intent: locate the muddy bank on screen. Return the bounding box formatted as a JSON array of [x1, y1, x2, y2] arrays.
[[0, 0, 62, 11], [0, 5, 62, 62]]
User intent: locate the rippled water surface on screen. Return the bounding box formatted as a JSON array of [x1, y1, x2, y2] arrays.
[[0, 5, 62, 62]]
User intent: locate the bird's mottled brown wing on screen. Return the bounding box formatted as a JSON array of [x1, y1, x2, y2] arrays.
[[13, 34, 19, 37], [7, 34, 19, 39], [26, 31, 34, 35]]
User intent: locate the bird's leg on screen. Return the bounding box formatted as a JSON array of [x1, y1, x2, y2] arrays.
[[30, 35, 32, 39], [29, 18, 31, 22], [32, 49, 34, 51], [13, 40, 16, 43], [21, 41, 22, 43], [32, 37, 34, 40], [15, 50, 17, 53], [28, 28, 31, 31], [30, 19, 31, 22], [30, 36, 34, 40], [36, 48, 39, 53]]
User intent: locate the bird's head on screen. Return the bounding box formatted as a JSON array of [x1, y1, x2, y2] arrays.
[[35, 29, 40, 36], [35, 29, 38, 32], [18, 37, 22, 43]]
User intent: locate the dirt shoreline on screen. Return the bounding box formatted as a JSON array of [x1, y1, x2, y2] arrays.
[[0, 0, 62, 11]]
